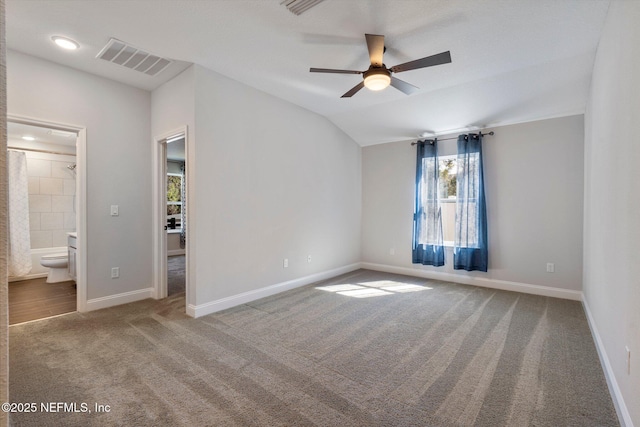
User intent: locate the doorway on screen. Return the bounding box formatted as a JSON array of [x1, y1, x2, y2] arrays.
[[166, 136, 186, 296], [152, 127, 189, 309], [6, 116, 87, 323]]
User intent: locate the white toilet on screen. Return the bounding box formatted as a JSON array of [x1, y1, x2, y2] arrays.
[[40, 253, 70, 283]]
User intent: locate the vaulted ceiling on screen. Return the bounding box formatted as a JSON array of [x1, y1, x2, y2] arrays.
[[6, 0, 611, 146]]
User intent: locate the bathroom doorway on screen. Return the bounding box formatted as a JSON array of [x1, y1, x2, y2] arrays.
[[152, 126, 190, 311], [6, 117, 87, 324]]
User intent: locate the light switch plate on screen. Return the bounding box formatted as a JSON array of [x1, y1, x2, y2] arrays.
[[110, 205, 119, 216]]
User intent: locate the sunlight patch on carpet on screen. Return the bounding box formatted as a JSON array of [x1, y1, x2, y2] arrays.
[[316, 280, 431, 298]]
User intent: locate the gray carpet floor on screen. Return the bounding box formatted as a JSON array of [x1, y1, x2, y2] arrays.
[[8, 270, 618, 426]]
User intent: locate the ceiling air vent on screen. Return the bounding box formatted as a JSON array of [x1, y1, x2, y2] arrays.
[[96, 38, 172, 76], [281, 0, 325, 15]]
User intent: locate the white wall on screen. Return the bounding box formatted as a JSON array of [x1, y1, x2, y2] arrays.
[[151, 66, 195, 145], [7, 50, 152, 300], [151, 65, 196, 305], [362, 115, 584, 296], [190, 65, 361, 306], [583, 1, 640, 425]]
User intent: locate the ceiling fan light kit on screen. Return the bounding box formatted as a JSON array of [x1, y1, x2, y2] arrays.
[[363, 68, 391, 91], [310, 34, 451, 98]]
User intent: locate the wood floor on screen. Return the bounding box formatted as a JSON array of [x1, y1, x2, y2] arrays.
[[9, 277, 77, 325], [8, 256, 182, 326]]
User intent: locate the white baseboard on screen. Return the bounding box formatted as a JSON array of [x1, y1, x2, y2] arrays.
[[187, 263, 361, 318], [582, 298, 633, 427], [86, 287, 154, 312], [168, 249, 185, 256], [186, 304, 196, 317], [360, 262, 583, 301]]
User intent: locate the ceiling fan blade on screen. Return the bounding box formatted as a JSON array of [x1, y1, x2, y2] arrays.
[[365, 34, 385, 67], [341, 81, 365, 98], [310, 67, 362, 74], [390, 51, 452, 73], [390, 77, 419, 95]]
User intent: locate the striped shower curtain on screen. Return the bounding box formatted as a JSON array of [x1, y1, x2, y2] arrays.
[[7, 150, 32, 276]]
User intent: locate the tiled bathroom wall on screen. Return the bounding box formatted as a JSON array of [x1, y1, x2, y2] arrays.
[[25, 152, 77, 249]]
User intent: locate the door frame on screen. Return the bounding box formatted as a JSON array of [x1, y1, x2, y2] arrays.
[[8, 115, 88, 312], [152, 126, 189, 307]]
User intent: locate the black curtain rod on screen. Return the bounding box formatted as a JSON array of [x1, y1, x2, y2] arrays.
[[411, 131, 495, 146]]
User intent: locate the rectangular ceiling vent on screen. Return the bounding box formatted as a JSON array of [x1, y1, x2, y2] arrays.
[[281, 0, 325, 15], [96, 38, 172, 77]]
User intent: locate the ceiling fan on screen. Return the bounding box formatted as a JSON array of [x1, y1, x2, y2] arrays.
[[310, 34, 451, 98]]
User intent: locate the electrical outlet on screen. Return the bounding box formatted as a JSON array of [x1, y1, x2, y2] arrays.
[[627, 346, 631, 374], [390, 248, 396, 256], [111, 267, 119, 278], [546, 263, 555, 273], [283, 258, 288, 268], [307, 255, 312, 263], [110, 205, 119, 216]]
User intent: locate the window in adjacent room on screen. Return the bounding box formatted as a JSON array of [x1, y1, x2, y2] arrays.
[[167, 173, 182, 230]]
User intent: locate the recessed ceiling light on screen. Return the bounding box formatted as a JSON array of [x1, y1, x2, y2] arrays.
[[51, 36, 79, 50], [22, 136, 35, 141]]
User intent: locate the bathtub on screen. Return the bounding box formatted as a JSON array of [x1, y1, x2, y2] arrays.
[[9, 246, 68, 282]]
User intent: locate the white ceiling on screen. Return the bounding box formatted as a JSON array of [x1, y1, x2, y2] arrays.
[[6, 0, 611, 146]]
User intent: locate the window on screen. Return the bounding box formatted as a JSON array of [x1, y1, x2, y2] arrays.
[[415, 156, 457, 246], [167, 173, 182, 230], [413, 134, 487, 271], [438, 157, 457, 245], [415, 154, 441, 246], [424, 155, 481, 247]]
